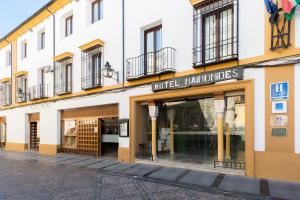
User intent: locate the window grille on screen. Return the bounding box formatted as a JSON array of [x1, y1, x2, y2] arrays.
[[193, 0, 238, 67], [16, 76, 27, 103], [0, 82, 11, 106], [55, 58, 72, 95], [81, 46, 103, 90]]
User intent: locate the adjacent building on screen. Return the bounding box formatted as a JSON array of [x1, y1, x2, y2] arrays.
[[0, 0, 300, 182]]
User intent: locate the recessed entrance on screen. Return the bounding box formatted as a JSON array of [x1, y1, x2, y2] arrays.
[[30, 122, 39, 151], [60, 104, 119, 157], [136, 94, 245, 170], [0, 121, 6, 149]]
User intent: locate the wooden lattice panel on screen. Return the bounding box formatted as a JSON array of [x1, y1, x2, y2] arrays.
[[77, 119, 100, 156]]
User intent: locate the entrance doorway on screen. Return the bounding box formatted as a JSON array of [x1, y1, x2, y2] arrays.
[[136, 94, 245, 170], [101, 118, 119, 157], [30, 122, 39, 151], [0, 123, 6, 149]]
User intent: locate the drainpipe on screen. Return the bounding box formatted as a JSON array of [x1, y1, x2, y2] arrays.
[[4, 38, 13, 105], [46, 7, 56, 96], [122, 0, 125, 88]]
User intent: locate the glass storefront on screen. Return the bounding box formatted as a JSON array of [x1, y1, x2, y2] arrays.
[[137, 94, 245, 167]]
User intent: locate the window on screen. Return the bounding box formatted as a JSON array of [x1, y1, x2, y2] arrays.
[[0, 81, 11, 106], [92, 0, 102, 23], [21, 41, 27, 59], [28, 68, 48, 100], [55, 58, 72, 95], [144, 25, 162, 75], [193, 0, 238, 66], [5, 50, 11, 67], [65, 15, 73, 37], [81, 46, 102, 89], [16, 76, 27, 103], [40, 32, 45, 50]]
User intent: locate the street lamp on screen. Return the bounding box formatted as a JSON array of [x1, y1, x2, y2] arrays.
[[102, 61, 119, 82]]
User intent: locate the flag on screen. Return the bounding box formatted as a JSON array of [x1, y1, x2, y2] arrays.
[[264, 0, 278, 14], [282, 0, 300, 20]]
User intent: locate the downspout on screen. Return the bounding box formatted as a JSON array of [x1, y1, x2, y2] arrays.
[[122, 0, 125, 88], [46, 7, 56, 96], [4, 38, 13, 105]]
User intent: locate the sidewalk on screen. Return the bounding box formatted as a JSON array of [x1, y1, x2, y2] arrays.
[[0, 150, 299, 200]]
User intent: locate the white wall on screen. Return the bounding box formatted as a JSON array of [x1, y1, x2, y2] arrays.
[[244, 68, 265, 151], [295, 7, 300, 48], [0, 45, 12, 79]]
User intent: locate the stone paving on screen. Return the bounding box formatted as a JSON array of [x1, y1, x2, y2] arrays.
[[0, 150, 299, 200]]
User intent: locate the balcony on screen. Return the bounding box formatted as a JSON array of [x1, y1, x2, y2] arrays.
[[16, 88, 27, 103], [81, 74, 102, 90], [27, 84, 49, 101], [55, 82, 72, 95], [126, 47, 176, 81]]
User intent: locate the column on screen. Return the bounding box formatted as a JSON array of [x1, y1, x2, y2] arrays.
[[225, 124, 231, 160], [215, 99, 225, 162], [167, 108, 175, 159], [225, 97, 235, 160], [148, 104, 158, 161]]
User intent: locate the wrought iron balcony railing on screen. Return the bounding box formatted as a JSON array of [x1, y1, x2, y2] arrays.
[[55, 82, 72, 95], [16, 88, 27, 103], [126, 47, 176, 81], [81, 74, 102, 90], [27, 84, 49, 101]]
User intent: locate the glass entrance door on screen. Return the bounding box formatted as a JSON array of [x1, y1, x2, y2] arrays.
[[138, 94, 245, 168]]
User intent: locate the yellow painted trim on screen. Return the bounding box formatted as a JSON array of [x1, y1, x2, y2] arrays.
[[79, 39, 105, 51], [53, 52, 73, 62], [0, 77, 11, 83], [39, 144, 59, 156], [5, 142, 27, 152], [0, 0, 72, 49], [190, 0, 205, 6], [13, 71, 28, 77]]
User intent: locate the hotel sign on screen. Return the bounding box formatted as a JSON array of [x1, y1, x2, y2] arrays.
[[152, 67, 244, 92]]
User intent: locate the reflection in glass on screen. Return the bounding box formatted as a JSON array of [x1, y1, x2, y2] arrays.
[[138, 94, 245, 167]]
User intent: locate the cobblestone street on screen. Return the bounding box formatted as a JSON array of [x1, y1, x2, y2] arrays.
[[1, 150, 299, 200], [0, 154, 258, 200]]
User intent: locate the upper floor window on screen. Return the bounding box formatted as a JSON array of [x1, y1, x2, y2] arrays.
[[65, 15, 73, 37], [92, 0, 102, 23], [0, 81, 11, 106], [16, 75, 27, 103], [193, 0, 238, 67], [81, 46, 103, 90], [21, 41, 27, 59], [5, 50, 11, 67], [126, 24, 176, 81], [55, 58, 72, 95], [38, 30, 46, 50]]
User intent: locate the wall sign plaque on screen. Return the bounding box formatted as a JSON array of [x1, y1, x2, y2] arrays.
[[152, 67, 244, 92], [270, 115, 288, 127], [272, 128, 287, 137]]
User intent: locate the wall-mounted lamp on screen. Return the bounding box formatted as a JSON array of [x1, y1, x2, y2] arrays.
[[102, 61, 119, 82]]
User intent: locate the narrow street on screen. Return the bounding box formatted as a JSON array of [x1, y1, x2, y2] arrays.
[[0, 151, 290, 200]]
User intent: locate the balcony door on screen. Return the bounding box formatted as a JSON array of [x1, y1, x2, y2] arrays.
[[144, 25, 162, 75]]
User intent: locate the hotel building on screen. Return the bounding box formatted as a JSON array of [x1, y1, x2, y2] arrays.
[[0, 0, 300, 182]]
